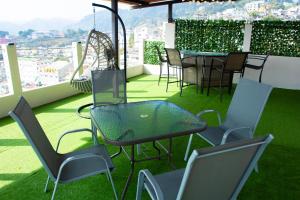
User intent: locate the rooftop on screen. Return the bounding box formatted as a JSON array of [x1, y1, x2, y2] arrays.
[[0, 75, 299, 199]]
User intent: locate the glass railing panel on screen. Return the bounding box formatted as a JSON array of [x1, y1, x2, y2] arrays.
[[17, 46, 74, 91]]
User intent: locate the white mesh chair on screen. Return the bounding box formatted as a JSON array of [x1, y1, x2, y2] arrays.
[[136, 134, 273, 200], [184, 78, 272, 162], [9, 97, 118, 200]]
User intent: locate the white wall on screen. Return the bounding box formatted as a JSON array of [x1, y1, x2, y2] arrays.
[[0, 44, 79, 118], [243, 56, 300, 89]]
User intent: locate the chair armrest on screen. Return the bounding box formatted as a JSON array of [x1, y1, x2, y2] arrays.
[[196, 110, 222, 126], [56, 128, 97, 153], [221, 127, 253, 145], [136, 169, 164, 200], [56, 153, 109, 182]]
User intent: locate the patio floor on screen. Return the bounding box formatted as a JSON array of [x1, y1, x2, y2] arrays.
[[0, 75, 299, 199]]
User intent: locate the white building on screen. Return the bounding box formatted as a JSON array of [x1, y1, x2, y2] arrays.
[[133, 23, 163, 43], [244, 1, 265, 13]]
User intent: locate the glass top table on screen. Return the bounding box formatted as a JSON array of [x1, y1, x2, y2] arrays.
[[181, 50, 228, 57], [90, 100, 206, 146], [90, 100, 206, 199]]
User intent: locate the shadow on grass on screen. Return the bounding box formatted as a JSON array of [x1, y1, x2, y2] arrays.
[[0, 139, 29, 146], [0, 173, 30, 181]]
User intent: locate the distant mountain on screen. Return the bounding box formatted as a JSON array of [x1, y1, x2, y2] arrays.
[[0, 3, 202, 34], [21, 18, 75, 32], [0, 0, 298, 34], [0, 18, 76, 34], [68, 3, 201, 32]]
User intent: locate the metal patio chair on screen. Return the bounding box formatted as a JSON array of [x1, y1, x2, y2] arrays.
[[91, 69, 127, 107], [137, 134, 273, 200], [243, 54, 269, 83], [164, 48, 197, 96], [9, 97, 118, 200], [184, 78, 273, 162], [208, 52, 249, 101], [155, 46, 168, 86], [90, 69, 127, 137]]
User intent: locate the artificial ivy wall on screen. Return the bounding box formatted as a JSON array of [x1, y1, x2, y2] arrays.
[[144, 41, 165, 65], [175, 19, 245, 53], [250, 21, 300, 57], [143, 20, 300, 65]]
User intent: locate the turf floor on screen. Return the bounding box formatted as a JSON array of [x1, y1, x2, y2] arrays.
[[0, 75, 299, 199]]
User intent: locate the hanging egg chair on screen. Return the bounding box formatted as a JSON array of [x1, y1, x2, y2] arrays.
[[69, 3, 127, 119], [70, 29, 117, 93]]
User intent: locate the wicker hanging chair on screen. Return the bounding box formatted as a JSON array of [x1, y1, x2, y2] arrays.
[[70, 29, 117, 93]]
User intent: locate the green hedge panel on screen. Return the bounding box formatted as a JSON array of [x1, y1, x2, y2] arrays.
[[250, 21, 300, 57], [175, 19, 245, 53], [144, 41, 165, 65]]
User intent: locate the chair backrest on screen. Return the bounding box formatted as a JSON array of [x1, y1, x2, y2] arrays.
[[9, 97, 60, 179], [91, 69, 127, 106], [177, 134, 273, 200], [246, 54, 269, 68], [223, 78, 273, 138], [165, 48, 182, 67], [155, 46, 165, 63], [225, 52, 249, 71]]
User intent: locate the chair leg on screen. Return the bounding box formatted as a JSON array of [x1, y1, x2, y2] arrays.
[[220, 72, 224, 102], [207, 67, 212, 96], [51, 180, 59, 200], [158, 63, 162, 86], [166, 66, 170, 92], [180, 68, 183, 96], [176, 68, 179, 87], [254, 164, 259, 173], [136, 172, 145, 200], [196, 65, 199, 93], [184, 134, 194, 161], [106, 170, 119, 200], [44, 176, 50, 193]]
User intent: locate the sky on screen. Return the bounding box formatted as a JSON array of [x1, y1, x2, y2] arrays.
[[0, 0, 130, 23]]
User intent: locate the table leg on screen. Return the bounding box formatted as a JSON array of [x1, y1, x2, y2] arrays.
[[168, 138, 172, 163], [168, 138, 176, 169], [153, 141, 161, 160], [121, 145, 135, 200]]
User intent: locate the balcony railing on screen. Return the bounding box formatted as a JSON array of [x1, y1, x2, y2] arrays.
[[17, 47, 74, 91]]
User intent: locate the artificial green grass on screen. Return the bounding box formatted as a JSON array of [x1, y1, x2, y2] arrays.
[[0, 75, 299, 199]]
